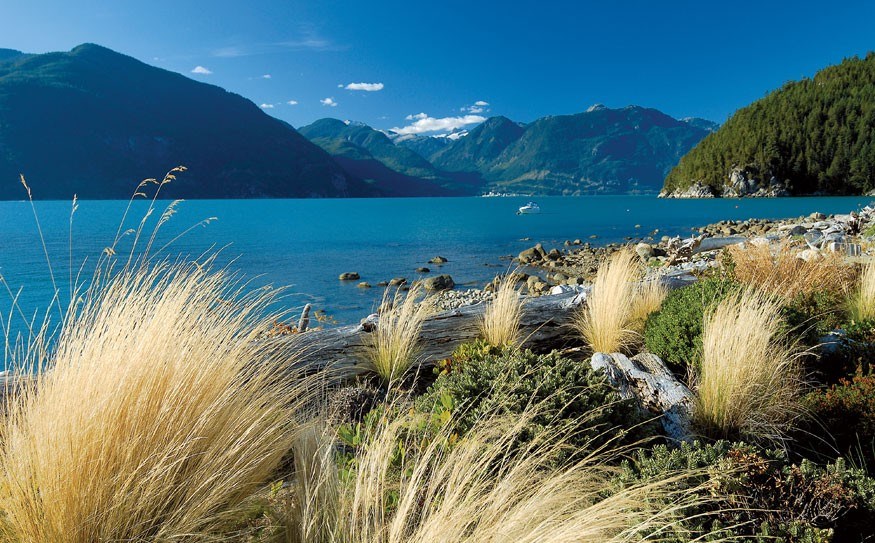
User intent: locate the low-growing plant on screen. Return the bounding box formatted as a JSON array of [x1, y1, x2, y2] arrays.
[[849, 258, 875, 322], [479, 274, 524, 347], [361, 285, 432, 387], [727, 242, 855, 301], [643, 276, 739, 373], [803, 374, 875, 470], [574, 249, 640, 353], [419, 344, 654, 458], [276, 398, 716, 543], [617, 440, 875, 541], [694, 289, 804, 444]]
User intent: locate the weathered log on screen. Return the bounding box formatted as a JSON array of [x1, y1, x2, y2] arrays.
[[273, 272, 698, 376], [590, 352, 694, 444], [272, 289, 589, 375]]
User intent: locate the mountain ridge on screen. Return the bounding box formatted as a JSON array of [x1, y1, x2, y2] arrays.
[[0, 43, 374, 199]]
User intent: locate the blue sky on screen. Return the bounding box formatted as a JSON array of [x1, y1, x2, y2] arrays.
[[2, 0, 874, 135]]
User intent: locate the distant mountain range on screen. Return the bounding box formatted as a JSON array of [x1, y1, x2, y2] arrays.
[[302, 108, 716, 196], [0, 44, 371, 199], [0, 43, 716, 199]]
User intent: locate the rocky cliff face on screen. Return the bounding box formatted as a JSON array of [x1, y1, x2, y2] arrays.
[[659, 168, 790, 198]]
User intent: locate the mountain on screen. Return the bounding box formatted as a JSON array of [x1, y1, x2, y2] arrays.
[[422, 107, 711, 195], [663, 53, 875, 198], [0, 44, 373, 199], [298, 119, 473, 195], [680, 117, 720, 133]]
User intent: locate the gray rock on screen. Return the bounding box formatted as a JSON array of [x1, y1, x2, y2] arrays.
[[338, 272, 360, 281], [659, 181, 715, 199], [388, 277, 407, 286], [415, 267, 430, 273], [357, 282, 371, 288], [786, 225, 807, 236], [635, 242, 654, 260], [429, 256, 448, 264], [422, 274, 455, 291]]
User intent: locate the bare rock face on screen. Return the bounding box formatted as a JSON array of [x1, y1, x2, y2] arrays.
[[658, 181, 715, 198], [723, 168, 790, 198]]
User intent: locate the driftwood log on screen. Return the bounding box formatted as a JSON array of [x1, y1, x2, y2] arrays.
[[590, 352, 694, 443], [272, 289, 590, 375]]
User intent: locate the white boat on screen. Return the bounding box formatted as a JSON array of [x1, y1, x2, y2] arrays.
[[517, 201, 540, 214]]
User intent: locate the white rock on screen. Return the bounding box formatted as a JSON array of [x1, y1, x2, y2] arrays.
[[797, 249, 822, 262]]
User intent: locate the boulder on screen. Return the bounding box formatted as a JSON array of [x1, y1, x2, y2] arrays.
[[422, 274, 454, 291], [388, 277, 407, 286], [429, 256, 448, 264], [518, 243, 547, 264], [796, 249, 822, 262], [635, 242, 654, 260], [415, 267, 430, 273], [546, 248, 562, 261], [338, 272, 360, 281], [357, 282, 371, 288]]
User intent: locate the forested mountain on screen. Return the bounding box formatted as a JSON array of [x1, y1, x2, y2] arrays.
[[298, 119, 475, 195], [663, 53, 875, 197], [309, 108, 712, 196], [423, 106, 711, 194], [0, 44, 372, 199]]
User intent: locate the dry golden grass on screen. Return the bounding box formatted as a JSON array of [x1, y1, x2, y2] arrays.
[[362, 286, 432, 386], [574, 250, 640, 353], [694, 288, 804, 443], [849, 258, 875, 322], [279, 404, 708, 543], [479, 274, 524, 347], [0, 262, 311, 542], [628, 278, 668, 334], [727, 242, 855, 300]]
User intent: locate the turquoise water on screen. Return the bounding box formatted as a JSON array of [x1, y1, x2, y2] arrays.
[[0, 195, 871, 342]]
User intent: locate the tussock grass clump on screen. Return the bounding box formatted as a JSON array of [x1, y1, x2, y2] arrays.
[[694, 289, 804, 443], [280, 404, 703, 543], [629, 278, 668, 333], [849, 258, 875, 322], [479, 275, 523, 347], [575, 250, 640, 353], [362, 286, 431, 386], [0, 262, 308, 542], [727, 242, 855, 300]]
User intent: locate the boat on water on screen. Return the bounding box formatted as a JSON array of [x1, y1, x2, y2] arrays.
[[517, 201, 540, 214]]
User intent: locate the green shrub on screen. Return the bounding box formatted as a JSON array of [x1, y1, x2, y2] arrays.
[[617, 441, 875, 542], [419, 344, 654, 458], [802, 374, 875, 470], [643, 277, 739, 372], [781, 290, 847, 347]]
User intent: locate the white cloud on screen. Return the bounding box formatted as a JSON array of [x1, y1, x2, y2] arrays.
[[405, 112, 428, 121], [287, 100, 299, 105], [337, 83, 344, 88], [191, 65, 212, 75], [262, 74, 272, 79], [320, 97, 338, 107], [390, 114, 486, 135], [344, 82, 384, 92], [260, 103, 275, 109], [461, 100, 490, 114]]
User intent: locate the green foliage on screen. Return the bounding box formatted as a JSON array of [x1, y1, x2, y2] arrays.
[[617, 441, 875, 542], [803, 374, 875, 470], [664, 52, 875, 196], [419, 344, 654, 457], [780, 289, 846, 347], [643, 277, 739, 372]]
